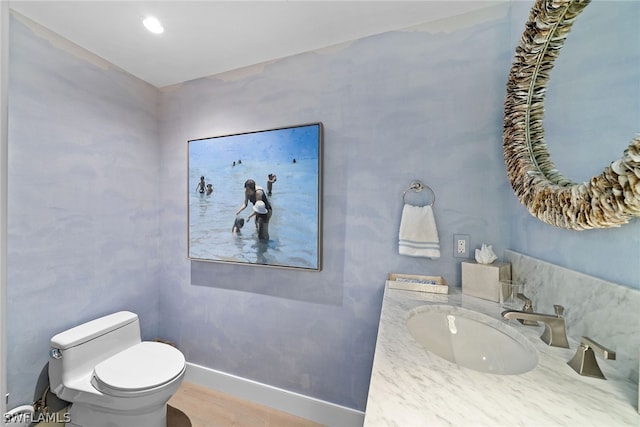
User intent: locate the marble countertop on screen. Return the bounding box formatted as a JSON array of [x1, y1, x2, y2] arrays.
[[364, 285, 639, 426]]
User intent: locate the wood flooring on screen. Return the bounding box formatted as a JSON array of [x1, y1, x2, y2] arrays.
[[167, 381, 325, 427], [34, 381, 325, 427]]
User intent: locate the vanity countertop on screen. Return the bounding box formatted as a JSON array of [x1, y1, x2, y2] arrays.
[[364, 285, 639, 426]]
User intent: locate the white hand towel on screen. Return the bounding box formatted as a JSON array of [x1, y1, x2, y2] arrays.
[[399, 204, 440, 259]]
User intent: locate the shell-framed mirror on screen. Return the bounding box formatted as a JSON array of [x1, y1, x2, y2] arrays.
[[503, 0, 640, 230]]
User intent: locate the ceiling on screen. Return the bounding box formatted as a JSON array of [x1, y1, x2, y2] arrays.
[[8, 1, 508, 88]]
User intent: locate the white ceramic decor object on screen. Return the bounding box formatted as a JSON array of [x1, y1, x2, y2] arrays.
[[474, 243, 497, 264]]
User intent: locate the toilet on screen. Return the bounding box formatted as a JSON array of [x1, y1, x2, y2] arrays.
[[48, 311, 186, 427]]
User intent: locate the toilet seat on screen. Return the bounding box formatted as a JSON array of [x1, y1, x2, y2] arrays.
[[91, 341, 185, 397]]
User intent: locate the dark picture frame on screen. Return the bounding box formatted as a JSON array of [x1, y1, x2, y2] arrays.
[[188, 122, 323, 271]]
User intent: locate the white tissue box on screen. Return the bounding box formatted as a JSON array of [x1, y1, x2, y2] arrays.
[[461, 261, 511, 302], [387, 273, 449, 294]]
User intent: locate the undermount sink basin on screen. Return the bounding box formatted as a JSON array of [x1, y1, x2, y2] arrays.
[[407, 305, 538, 375]]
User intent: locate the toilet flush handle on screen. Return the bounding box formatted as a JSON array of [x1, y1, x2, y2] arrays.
[[49, 348, 62, 359]]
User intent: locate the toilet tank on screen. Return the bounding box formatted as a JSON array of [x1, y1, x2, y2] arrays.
[[49, 311, 142, 396]]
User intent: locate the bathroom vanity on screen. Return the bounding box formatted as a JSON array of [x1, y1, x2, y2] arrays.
[[363, 285, 639, 426]]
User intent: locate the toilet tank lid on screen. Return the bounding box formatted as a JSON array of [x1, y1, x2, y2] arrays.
[[51, 311, 138, 350]]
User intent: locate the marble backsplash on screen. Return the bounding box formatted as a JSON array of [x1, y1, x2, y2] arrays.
[[504, 249, 640, 385]]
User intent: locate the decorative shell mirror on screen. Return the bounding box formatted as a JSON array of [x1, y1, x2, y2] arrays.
[[503, 0, 640, 230]]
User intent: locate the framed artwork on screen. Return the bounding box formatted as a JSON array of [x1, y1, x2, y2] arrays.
[[188, 122, 322, 271]]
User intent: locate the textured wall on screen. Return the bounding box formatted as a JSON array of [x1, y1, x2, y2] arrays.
[[1, 1, 9, 418], [158, 6, 514, 410], [7, 14, 161, 406]]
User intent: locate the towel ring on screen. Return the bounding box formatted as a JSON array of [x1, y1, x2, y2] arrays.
[[402, 180, 435, 207]]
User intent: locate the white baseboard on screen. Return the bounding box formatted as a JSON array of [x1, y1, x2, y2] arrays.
[[184, 362, 365, 427]]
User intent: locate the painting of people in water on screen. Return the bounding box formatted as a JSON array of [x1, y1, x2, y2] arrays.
[[188, 122, 322, 271]]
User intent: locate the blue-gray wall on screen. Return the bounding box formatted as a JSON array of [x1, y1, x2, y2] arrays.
[[6, 0, 638, 412], [158, 5, 515, 411], [7, 14, 161, 405]]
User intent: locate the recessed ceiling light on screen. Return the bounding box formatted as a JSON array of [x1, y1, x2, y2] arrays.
[[143, 16, 164, 34]]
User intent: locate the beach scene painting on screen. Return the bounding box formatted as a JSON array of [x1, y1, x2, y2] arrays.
[[188, 123, 322, 270]]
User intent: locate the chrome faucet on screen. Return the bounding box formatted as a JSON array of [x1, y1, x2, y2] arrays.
[[502, 304, 570, 348]]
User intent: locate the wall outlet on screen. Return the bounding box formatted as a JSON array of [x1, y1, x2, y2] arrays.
[[454, 234, 470, 258]]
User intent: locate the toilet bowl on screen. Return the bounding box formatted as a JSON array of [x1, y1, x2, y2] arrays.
[[48, 311, 186, 427]]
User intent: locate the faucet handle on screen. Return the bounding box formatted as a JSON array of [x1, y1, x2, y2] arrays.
[[516, 293, 532, 310], [515, 293, 539, 326], [553, 304, 564, 316], [567, 336, 616, 380], [581, 337, 616, 360]]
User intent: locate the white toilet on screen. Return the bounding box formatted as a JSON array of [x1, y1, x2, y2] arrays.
[[48, 311, 186, 427]]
